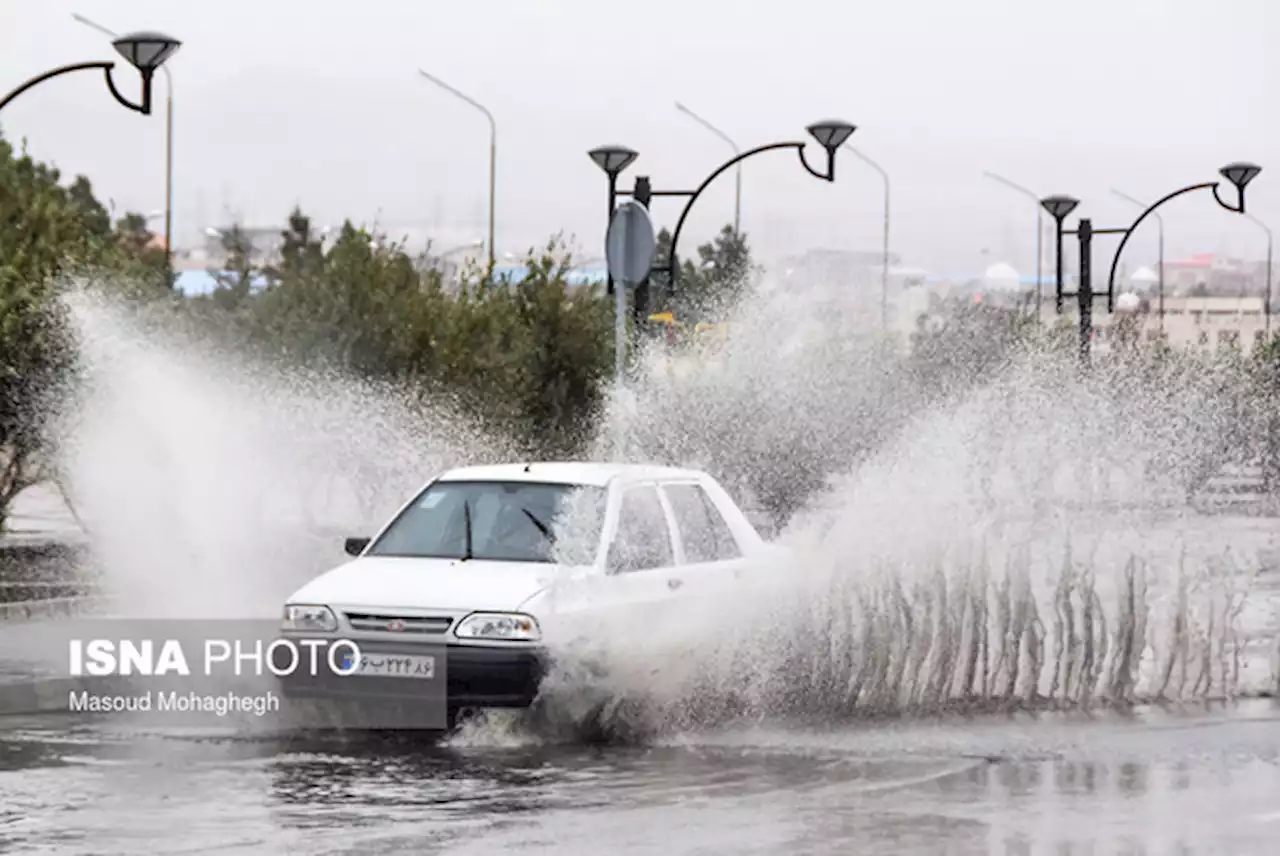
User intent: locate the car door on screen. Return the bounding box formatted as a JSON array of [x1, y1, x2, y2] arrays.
[[659, 480, 748, 597], [570, 482, 684, 637]]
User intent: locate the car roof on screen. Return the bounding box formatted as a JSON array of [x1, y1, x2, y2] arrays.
[[434, 461, 705, 488]]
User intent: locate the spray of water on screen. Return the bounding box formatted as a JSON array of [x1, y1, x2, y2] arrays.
[[46, 281, 1279, 746], [55, 289, 517, 619], [519, 277, 1279, 741]]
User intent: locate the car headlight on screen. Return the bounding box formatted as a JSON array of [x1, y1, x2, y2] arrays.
[[455, 612, 541, 642], [282, 604, 338, 632]]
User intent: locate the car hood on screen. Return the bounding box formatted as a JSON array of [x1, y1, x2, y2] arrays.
[[286, 555, 567, 613]]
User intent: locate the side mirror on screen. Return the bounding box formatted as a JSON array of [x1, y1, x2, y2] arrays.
[[344, 537, 371, 556]]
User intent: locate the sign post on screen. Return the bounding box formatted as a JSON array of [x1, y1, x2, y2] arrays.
[[605, 200, 656, 387]]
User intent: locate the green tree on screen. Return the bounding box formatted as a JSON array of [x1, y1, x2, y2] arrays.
[[249, 220, 425, 375], [493, 238, 612, 456], [207, 214, 613, 459], [114, 212, 156, 258], [264, 206, 326, 284], [0, 134, 117, 530], [672, 225, 753, 320], [207, 225, 259, 312], [109, 212, 172, 297], [644, 224, 752, 330], [67, 176, 112, 239]]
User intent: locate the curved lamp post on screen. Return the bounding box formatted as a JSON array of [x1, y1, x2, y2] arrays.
[[983, 171, 1045, 317], [417, 70, 496, 271], [848, 145, 890, 329], [1107, 163, 1261, 310], [674, 101, 741, 234], [1111, 187, 1165, 336], [0, 31, 179, 117], [1042, 162, 1261, 363], [664, 121, 855, 292], [72, 15, 176, 270], [588, 120, 855, 322]]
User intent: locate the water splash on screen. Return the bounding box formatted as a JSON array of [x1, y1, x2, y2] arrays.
[[524, 275, 1280, 741], [46, 282, 1280, 744], [54, 289, 516, 619]]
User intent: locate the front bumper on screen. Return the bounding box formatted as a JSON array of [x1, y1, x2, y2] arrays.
[[447, 644, 546, 707], [278, 641, 546, 711]]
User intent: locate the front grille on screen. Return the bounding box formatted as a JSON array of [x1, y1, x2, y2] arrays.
[[343, 612, 453, 634]]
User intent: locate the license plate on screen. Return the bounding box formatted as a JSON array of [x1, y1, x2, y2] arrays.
[[342, 652, 435, 679]]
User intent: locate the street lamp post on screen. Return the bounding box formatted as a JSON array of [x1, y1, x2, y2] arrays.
[[72, 15, 176, 271], [417, 70, 497, 271], [0, 31, 179, 117], [674, 101, 741, 234], [589, 120, 855, 327], [983, 171, 1045, 317], [1111, 188, 1165, 337], [1041, 194, 1079, 317], [1244, 213, 1273, 338], [587, 145, 639, 299], [1043, 162, 1262, 364], [847, 145, 890, 330]]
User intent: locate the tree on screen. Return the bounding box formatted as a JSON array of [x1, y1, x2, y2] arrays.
[[67, 176, 112, 239], [264, 206, 326, 284], [208, 225, 259, 312], [645, 224, 753, 326], [497, 238, 612, 456], [109, 212, 172, 296], [673, 225, 754, 320], [206, 215, 614, 459], [0, 134, 116, 530]]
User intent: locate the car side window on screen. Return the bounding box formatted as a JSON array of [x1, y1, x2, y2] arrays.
[[663, 483, 742, 563], [608, 485, 673, 572]]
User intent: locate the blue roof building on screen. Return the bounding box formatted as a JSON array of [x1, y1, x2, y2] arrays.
[[489, 263, 606, 286], [174, 270, 270, 297]]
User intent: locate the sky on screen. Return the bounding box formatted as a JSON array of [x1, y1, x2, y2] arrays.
[[2, 0, 1278, 278]]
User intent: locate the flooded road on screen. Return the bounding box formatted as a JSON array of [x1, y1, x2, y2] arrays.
[[5, 472, 1280, 852], [1, 702, 1277, 855]]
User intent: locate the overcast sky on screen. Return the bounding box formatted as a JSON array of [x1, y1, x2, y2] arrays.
[[2, 0, 1277, 276]]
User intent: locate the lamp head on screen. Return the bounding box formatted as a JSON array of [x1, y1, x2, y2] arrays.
[[1040, 194, 1080, 223], [112, 31, 181, 74], [588, 145, 638, 179], [806, 120, 856, 151], [1220, 162, 1262, 193]]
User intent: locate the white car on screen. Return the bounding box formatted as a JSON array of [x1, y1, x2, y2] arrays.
[[278, 462, 784, 728]]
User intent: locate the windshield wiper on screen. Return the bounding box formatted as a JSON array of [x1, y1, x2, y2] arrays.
[[461, 499, 474, 561], [521, 508, 555, 543]]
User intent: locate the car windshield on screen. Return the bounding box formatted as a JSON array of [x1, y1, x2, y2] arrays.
[[367, 480, 608, 563]]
